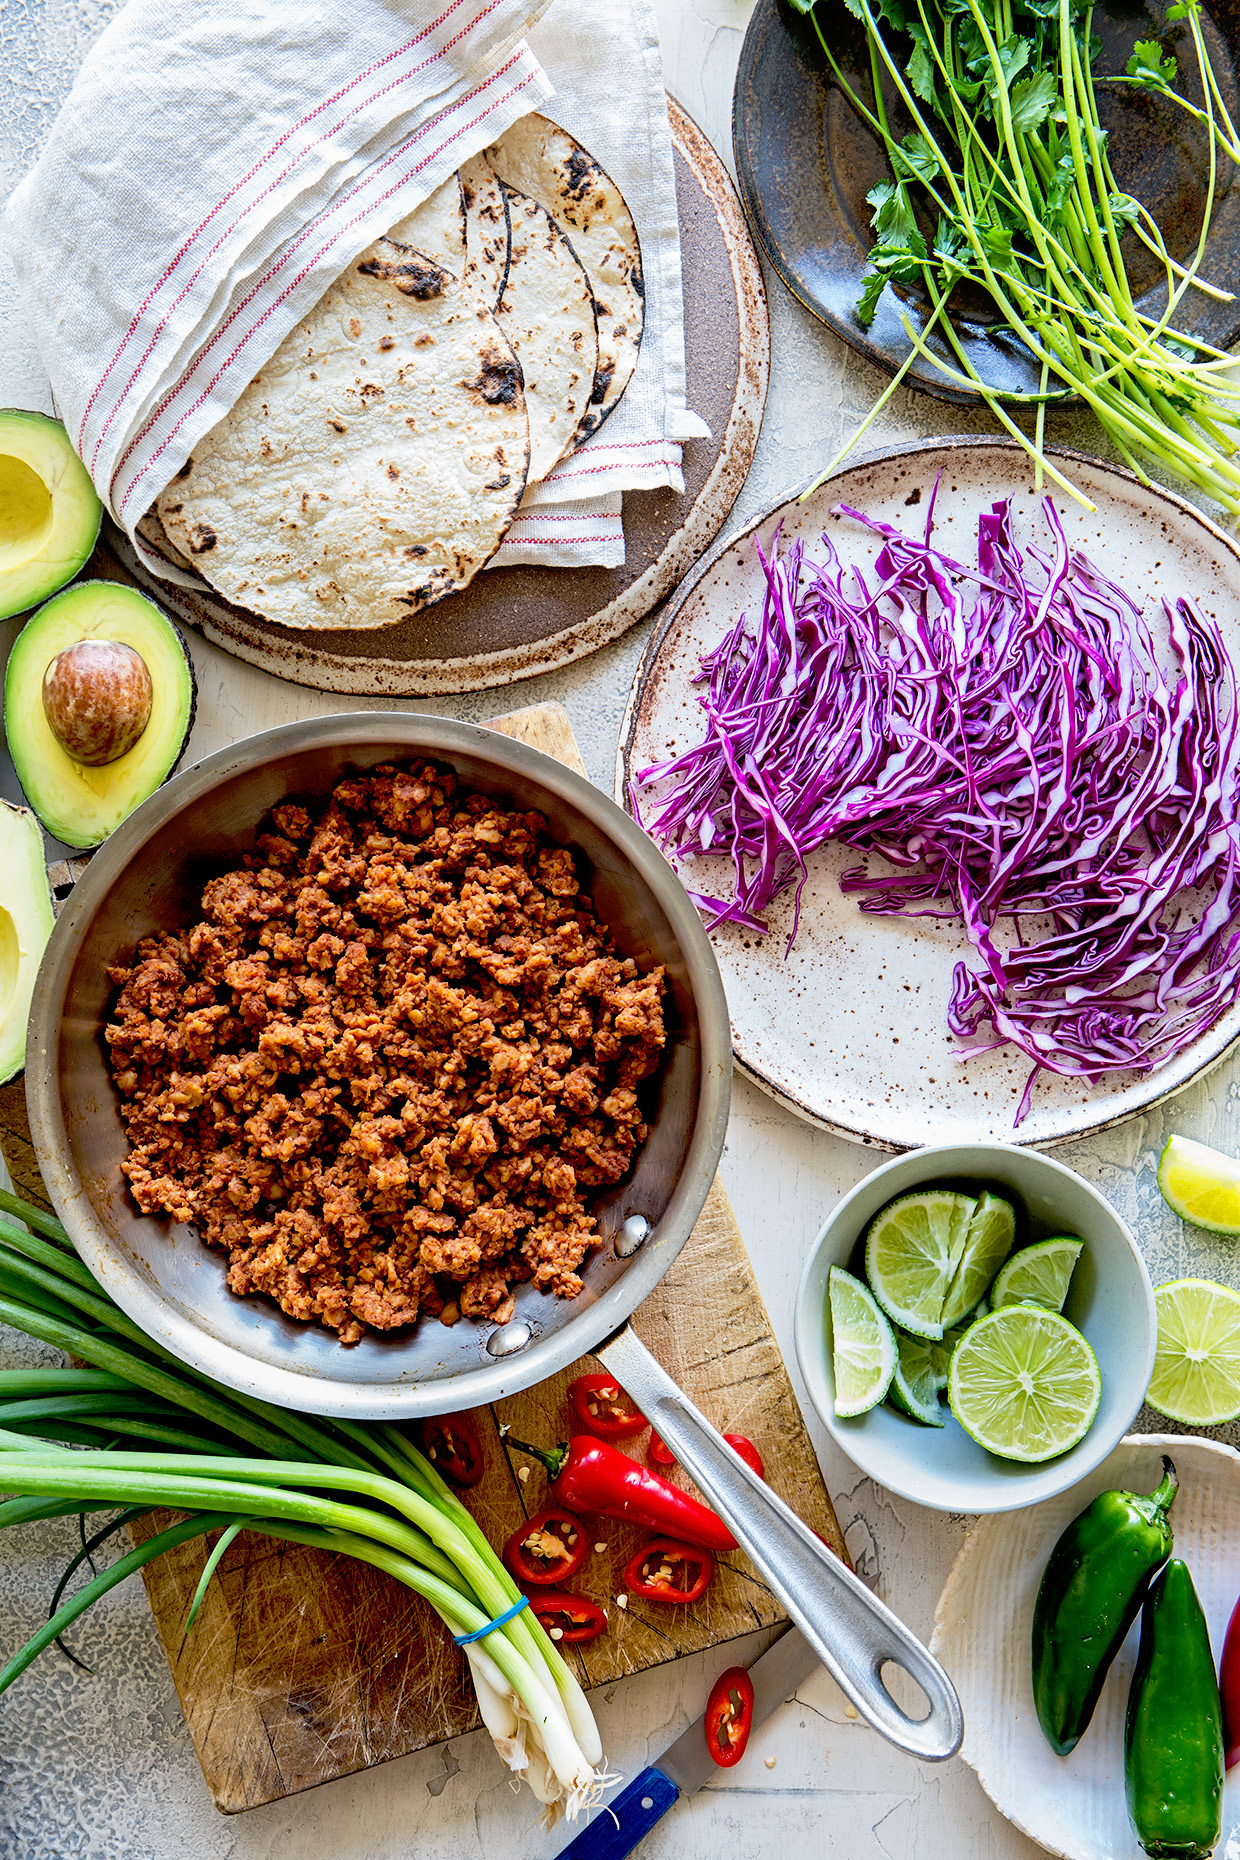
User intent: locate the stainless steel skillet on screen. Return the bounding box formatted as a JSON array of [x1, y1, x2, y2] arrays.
[[24, 711, 962, 1763]]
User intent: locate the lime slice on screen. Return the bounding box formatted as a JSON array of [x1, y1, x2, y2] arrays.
[[1146, 1278, 1240, 1425], [828, 1266, 897, 1417], [940, 1192, 1017, 1328], [1157, 1135, 1240, 1235], [991, 1237, 1083, 1313], [889, 1331, 946, 1426], [864, 1190, 978, 1340], [947, 1306, 1101, 1462]]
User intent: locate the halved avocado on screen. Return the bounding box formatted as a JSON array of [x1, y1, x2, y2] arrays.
[[0, 411, 102, 621], [5, 581, 196, 849], [0, 802, 55, 1085]]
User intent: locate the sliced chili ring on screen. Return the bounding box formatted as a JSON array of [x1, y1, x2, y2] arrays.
[[647, 1430, 677, 1468], [419, 1414, 485, 1487], [725, 1434, 765, 1480], [503, 1508, 588, 1586], [623, 1536, 714, 1606], [567, 1373, 646, 1439], [705, 1665, 755, 1767], [530, 1592, 609, 1644]]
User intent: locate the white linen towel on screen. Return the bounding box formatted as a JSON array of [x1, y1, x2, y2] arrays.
[[3, 0, 705, 582]]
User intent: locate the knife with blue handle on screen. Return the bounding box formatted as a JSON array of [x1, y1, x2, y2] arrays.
[[553, 1624, 820, 1860]]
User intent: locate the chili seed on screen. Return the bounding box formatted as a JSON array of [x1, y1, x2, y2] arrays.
[[616, 1593, 628, 1609], [594, 1542, 606, 1554], [517, 1466, 529, 1481], [765, 1757, 777, 1770], [550, 1628, 564, 1640]]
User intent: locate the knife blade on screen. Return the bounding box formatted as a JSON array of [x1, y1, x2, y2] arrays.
[[553, 1625, 820, 1860]]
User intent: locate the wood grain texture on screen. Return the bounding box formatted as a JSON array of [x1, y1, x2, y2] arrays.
[[1, 701, 844, 1815]]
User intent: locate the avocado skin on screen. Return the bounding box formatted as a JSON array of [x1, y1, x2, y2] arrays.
[[0, 802, 55, 1085], [0, 410, 102, 621], [5, 581, 197, 850]]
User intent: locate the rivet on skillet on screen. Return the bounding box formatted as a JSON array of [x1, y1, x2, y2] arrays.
[[486, 1318, 533, 1357], [615, 1214, 650, 1258]]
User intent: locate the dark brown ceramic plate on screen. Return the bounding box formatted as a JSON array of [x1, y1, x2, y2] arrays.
[[733, 0, 1240, 404]]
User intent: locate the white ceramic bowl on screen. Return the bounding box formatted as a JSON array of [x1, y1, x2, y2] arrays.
[[794, 1144, 1156, 1513]]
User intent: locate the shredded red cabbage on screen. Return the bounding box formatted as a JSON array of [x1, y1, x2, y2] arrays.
[[632, 486, 1240, 1123]]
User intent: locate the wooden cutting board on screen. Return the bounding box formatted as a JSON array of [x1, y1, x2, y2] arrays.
[[0, 701, 846, 1815]]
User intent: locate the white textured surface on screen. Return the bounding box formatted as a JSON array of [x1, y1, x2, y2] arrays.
[[3, 4, 1240, 1859], [932, 1436, 1240, 1860]]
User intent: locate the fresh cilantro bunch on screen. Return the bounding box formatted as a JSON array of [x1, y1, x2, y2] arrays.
[[789, 0, 1240, 517]]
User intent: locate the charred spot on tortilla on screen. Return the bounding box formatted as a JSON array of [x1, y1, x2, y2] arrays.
[[485, 473, 511, 491], [563, 148, 597, 201], [387, 463, 400, 480], [357, 244, 449, 301], [174, 458, 193, 481], [329, 419, 346, 433], [591, 360, 614, 404], [378, 334, 395, 351], [187, 523, 217, 554], [468, 351, 522, 406]]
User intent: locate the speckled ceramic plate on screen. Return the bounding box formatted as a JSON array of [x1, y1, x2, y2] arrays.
[[616, 436, 1240, 1149], [733, 0, 1240, 406], [931, 1435, 1240, 1860], [107, 100, 769, 698]]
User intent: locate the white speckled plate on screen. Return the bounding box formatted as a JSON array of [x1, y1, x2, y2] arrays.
[[616, 437, 1240, 1148], [930, 1435, 1240, 1860]]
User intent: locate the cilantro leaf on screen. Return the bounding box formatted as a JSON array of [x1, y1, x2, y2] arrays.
[[866, 180, 919, 244], [857, 269, 892, 329], [1009, 69, 1059, 130], [893, 131, 941, 184], [1127, 38, 1178, 86], [907, 33, 939, 103], [1108, 191, 1140, 226]]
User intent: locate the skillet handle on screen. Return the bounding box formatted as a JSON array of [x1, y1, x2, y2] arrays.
[[594, 1323, 963, 1763]]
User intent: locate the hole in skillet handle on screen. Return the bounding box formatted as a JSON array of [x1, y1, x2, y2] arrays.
[[878, 1656, 933, 1725]]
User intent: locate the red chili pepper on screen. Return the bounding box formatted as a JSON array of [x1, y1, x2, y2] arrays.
[[530, 1592, 609, 1645], [419, 1414, 485, 1488], [567, 1373, 647, 1439], [509, 1435, 737, 1552], [725, 1434, 765, 1480], [648, 1431, 677, 1468], [1221, 1589, 1240, 1767], [502, 1508, 589, 1585], [624, 1537, 714, 1605], [705, 1665, 755, 1767]]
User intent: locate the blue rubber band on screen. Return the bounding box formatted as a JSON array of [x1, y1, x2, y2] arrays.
[[453, 1594, 530, 1647]]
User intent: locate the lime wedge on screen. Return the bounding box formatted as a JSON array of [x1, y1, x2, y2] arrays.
[[864, 1189, 978, 1340], [889, 1331, 946, 1426], [947, 1306, 1101, 1462], [940, 1192, 1017, 1328], [828, 1266, 897, 1417], [1157, 1136, 1240, 1235], [1146, 1278, 1240, 1425], [991, 1237, 1083, 1314], [928, 1314, 979, 1390]]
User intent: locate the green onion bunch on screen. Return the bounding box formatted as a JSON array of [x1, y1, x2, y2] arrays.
[[0, 1187, 604, 1821], [793, 0, 1240, 512]]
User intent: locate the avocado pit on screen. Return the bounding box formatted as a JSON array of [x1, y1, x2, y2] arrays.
[[42, 639, 153, 766]]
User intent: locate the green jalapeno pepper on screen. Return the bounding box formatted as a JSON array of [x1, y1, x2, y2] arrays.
[[1125, 1557, 1223, 1859], [1032, 1456, 1178, 1755]]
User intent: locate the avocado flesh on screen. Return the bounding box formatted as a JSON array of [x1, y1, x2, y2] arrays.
[[5, 580, 196, 849], [0, 802, 55, 1085], [0, 411, 102, 621]]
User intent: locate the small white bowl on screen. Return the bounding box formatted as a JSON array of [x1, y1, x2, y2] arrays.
[[794, 1143, 1156, 1513]]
